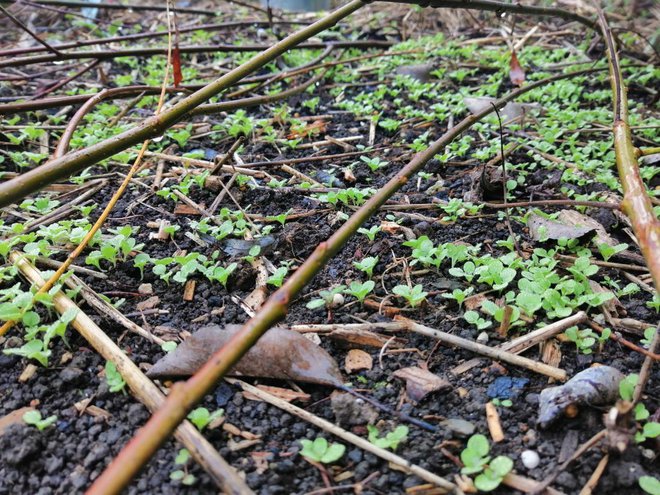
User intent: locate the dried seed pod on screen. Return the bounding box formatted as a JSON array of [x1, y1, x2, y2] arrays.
[[537, 365, 624, 429]]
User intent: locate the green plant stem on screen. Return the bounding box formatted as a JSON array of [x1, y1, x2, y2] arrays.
[[87, 65, 599, 495], [0, 0, 366, 209], [598, 10, 660, 291], [380, 0, 596, 29]]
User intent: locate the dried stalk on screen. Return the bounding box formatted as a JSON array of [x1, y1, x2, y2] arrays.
[[397, 316, 567, 381], [10, 252, 252, 495], [598, 10, 660, 290], [87, 66, 597, 494], [0, 0, 366, 208], [0, 41, 390, 70]]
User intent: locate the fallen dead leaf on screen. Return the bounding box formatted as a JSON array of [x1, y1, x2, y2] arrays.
[[527, 213, 595, 241], [393, 366, 451, 402], [344, 349, 373, 373], [509, 50, 525, 86], [147, 324, 343, 387], [0, 407, 34, 436]]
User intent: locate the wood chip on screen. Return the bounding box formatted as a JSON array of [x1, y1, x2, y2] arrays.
[[0, 407, 34, 435], [243, 384, 311, 404], [485, 402, 504, 443], [223, 422, 260, 440], [344, 349, 373, 373], [19, 364, 38, 383], [250, 451, 270, 474], [227, 438, 261, 451], [174, 203, 202, 215], [183, 280, 196, 302], [393, 366, 451, 402], [329, 329, 405, 349], [136, 295, 160, 311]]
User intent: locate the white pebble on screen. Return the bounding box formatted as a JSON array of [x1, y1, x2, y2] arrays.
[[476, 332, 489, 344], [521, 450, 540, 469], [330, 293, 345, 308]]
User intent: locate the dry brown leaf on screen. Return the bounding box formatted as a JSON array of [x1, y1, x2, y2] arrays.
[[527, 213, 595, 241], [509, 50, 525, 86], [147, 325, 343, 387], [344, 349, 373, 373], [0, 407, 34, 436], [393, 366, 451, 402]]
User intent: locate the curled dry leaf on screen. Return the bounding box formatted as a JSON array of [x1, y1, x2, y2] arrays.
[[509, 50, 525, 86], [344, 349, 373, 374], [147, 325, 343, 387], [395, 63, 435, 82], [537, 365, 624, 429], [464, 96, 539, 123], [527, 213, 595, 241], [392, 366, 451, 402]]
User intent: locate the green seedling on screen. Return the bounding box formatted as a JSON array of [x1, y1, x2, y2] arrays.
[[442, 287, 473, 306], [4, 339, 51, 367], [353, 256, 378, 278], [23, 409, 57, 431], [206, 262, 237, 287], [357, 225, 381, 242], [345, 280, 375, 303], [619, 373, 638, 401], [306, 285, 346, 310], [170, 448, 196, 486], [267, 266, 289, 288], [392, 284, 427, 308], [299, 437, 346, 464], [105, 361, 126, 393], [563, 325, 609, 355], [187, 407, 224, 431], [491, 399, 512, 408], [597, 242, 628, 261], [639, 476, 660, 495], [360, 156, 389, 172], [641, 327, 657, 348], [460, 434, 514, 492], [635, 422, 660, 444], [161, 341, 178, 353], [367, 425, 408, 451], [463, 310, 492, 330]]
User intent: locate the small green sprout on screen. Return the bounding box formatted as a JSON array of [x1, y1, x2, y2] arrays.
[[619, 373, 638, 401], [299, 437, 346, 464], [597, 243, 628, 261], [460, 434, 513, 491], [357, 225, 381, 242], [353, 256, 378, 278], [105, 361, 126, 393], [267, 266, 289, 288], [161, 341, 178, 353], [367, 425, 408, 451], [23, 409, 57, 431], [392, 284, 427, 308], [463, 310, 492, 330], [491, 398, 512, 408], [345, 280, 375, 303], [360, 156, 389, 172], [306, 285, 346, 310], [639, 476, 660, 495], [442, 287, 473, 306], [187, 407, 224, 431], [170, 448, 196, 485]]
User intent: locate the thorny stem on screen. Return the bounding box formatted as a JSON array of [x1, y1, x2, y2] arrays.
[[86, 66, 602, 495]]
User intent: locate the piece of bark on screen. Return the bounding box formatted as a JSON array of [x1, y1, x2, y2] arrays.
[[393, 366, 451, 402]]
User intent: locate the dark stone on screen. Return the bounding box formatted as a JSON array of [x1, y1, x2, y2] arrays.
[[487, 376, 530, 399]]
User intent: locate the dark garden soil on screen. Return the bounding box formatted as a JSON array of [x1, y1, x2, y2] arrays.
[[0, 2, 659, 495]]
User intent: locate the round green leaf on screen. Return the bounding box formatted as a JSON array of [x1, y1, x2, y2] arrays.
[[489, 456, 513, 477], [467, 434, 490, 457], [474, 472, 501, 492], [639, 476, 660, 495]]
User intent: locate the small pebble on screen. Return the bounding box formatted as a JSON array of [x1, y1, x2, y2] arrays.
[[330, 293, 344, 308], [476, 332, 489, 344], [521, 450, 540, 469]]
